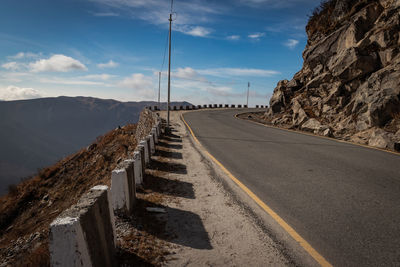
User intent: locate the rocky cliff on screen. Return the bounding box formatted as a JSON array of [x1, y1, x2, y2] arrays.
[[266, 0, 400, 151]]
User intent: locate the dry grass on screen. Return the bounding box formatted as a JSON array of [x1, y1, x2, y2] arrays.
[[306, 0, 371, 38], [306, 0, 337, 36], [0, 124, 138, 266]]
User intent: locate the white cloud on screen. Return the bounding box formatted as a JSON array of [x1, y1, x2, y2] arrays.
[[2, 62, 21, 71], [172, 67, 207, 81], [80, 74, 115, 80], [90, 0, 220, 38], [9, 52, 41, 59], [30, 54, 87, 72], [284, 39, 299, 49], [97, 60, 119, 68], [39, 77, 106, 86], [198, 68, 280, 77], [179, 26, 211, 37], [0, 85, 42, 100], [248, 32, 265, 39], [92, 12, 119, 17], [0, 72, 32, 83], [227, 35, 240, 40], [118, 73, 155, 100]]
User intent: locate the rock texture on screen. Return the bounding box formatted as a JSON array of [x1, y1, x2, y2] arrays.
[[265, 0, 400, 151]]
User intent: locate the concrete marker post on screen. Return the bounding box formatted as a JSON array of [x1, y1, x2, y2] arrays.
[[111, 167, 134, 214], [145, 136, 152, 162], [133, 151, 143, 185], [140, 140, 149, 165], [152, 127, 159, 144], [148, 134, 155, 155], [49, 185, 116, 267], [136, 145, 146, 182], [122, 159, 136, 205]]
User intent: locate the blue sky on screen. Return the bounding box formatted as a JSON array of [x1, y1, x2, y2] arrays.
[[0, 0, 318, 105]]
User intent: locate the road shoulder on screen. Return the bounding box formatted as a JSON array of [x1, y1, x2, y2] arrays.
[[159, 110, 291, 266]]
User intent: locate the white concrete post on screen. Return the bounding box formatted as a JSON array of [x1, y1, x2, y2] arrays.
[[145, 136, 152, 159], [148, 134, 155, 155], [49, 185, 115, 267], [111, 167, 134, 213], [140, 140, 150, 165], [152, 127, 158, 144], [136, 145, 146, 179], [133, 151, 143, 185], [123, 159, 136, 205]]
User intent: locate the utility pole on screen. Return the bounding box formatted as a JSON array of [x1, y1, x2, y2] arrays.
[[246, 82, 250, 107], [167, 12, 172, 129], [158, 72, 161, 110]]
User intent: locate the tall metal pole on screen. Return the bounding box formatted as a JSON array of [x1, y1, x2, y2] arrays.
[[167, 13, 172, 128], [246, 82, 250, 107], [158, 72, 161, 110]]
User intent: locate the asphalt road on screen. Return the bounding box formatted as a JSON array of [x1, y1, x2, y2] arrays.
[[183, 109, 400, 267]]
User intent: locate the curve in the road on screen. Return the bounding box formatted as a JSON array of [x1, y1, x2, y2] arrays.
[[181, 112, 332, 267], [182, 109, 400, 267]]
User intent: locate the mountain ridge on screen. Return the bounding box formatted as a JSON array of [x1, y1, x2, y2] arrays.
[[0, 96, 190, 195]]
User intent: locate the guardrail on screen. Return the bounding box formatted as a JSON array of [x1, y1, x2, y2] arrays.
[[49, 110, 162, 266], [147, 105, 267, 111]]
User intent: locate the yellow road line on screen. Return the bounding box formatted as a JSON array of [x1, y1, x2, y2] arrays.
[[180, 113, 333, 267], [233, 113, 400, 156]]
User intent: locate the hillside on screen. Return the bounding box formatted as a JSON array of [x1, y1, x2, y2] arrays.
[[264, 0, 400, 151], [0, 96, 190, 195]]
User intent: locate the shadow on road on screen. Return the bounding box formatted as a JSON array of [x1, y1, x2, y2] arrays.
[[145, 173, 195, 199]]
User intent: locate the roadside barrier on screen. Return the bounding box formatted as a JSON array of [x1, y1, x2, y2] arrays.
[[133, 151, 143, 185], [50, 109, 163, 266], [49, 185, 116, 267], [111, 161, 135, 214]]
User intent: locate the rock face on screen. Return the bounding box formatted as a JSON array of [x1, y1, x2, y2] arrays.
[[265, 0, 400, 151]]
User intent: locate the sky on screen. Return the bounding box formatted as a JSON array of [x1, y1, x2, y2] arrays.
[[0, 0, 319, 106]]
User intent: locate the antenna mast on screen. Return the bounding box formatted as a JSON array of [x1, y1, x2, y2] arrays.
[[246, 82, 250, 107], [158, 72, 161, 110], [167, 0, 173, 129]]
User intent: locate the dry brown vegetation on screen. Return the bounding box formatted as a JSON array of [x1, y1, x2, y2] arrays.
[[306, 0, 371, 37], [0, 124, 137, 266]]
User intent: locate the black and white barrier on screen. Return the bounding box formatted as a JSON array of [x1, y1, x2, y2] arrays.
[[49, 185, 116, 267]]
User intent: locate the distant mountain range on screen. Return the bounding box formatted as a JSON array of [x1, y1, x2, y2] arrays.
[[0, 96, 191, 195]]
